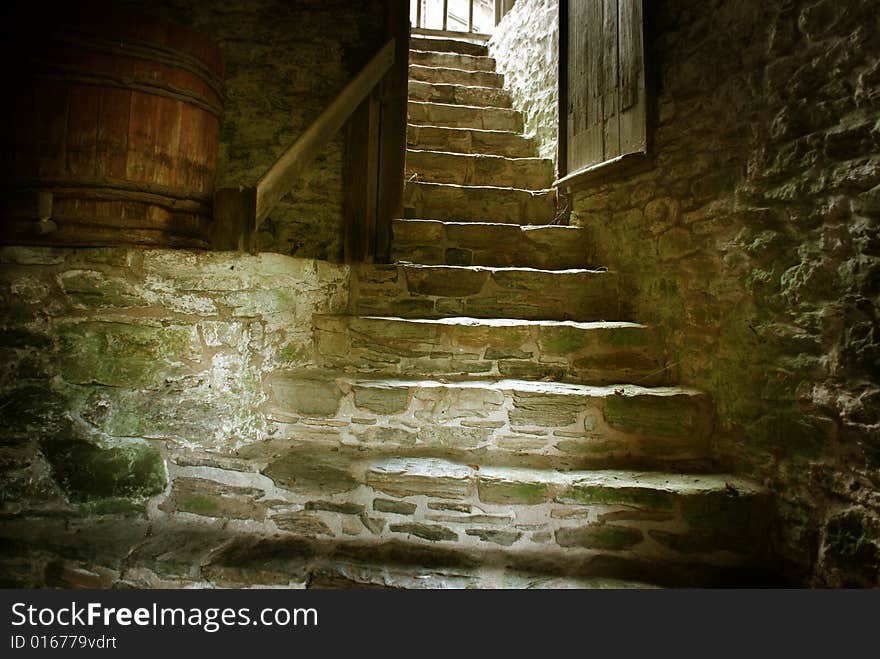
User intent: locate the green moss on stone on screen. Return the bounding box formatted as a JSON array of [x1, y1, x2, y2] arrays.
[[604, 393, 705, 439], [555, 525, 643, 550], [539, 327, 586, 354], [602, 326, 651, 347], [478, 479, 552, 505], [276, 342, 309, 364], [57, 322, 197, 388], [59, 270, 147, 309], [178, 495, 221, 515], [41, 439, 166, 500], [560, 484, 675, 510]]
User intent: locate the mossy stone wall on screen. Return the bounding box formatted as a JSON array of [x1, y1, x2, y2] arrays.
[[562, 0, 879, 586]]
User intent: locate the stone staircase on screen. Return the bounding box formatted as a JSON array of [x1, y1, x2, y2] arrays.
[[236, 34, 774, 588]]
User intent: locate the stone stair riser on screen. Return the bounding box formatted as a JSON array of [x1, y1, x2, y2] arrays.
[[263, 375, 713, 464], [409, 64, 504, 88], [408, 124, 534, 158], [409, 37, 489, 57], [408, 101, 524, 132], [403, 181, 556, 224], [406, 149, 553, 188], [157, 454, 768, 569], [409, 49, 497, 72], [391, 220, 589, 269], [350, 265, 627, 322], [409, 80, 512, 107], [314, 316, 672, 386]]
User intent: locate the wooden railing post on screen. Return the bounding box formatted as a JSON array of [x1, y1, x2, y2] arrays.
[[212, 186, 257, 252], [374, 2, 409, 263], [212, 7, 406, 261], [344, 90, 381, 263]]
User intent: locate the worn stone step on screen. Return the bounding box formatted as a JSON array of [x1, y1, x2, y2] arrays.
[[314, 316, 672, 386], [409, 49, 497, 73], [1, 513, 680, 588], [158, 445, 768, 573], [408, 100, 523, 132], [360, 459, 769, 562], [403, 181, 556, 224], [263, 375, 713, 466], [350, 263, 627, 322], [409, 36, 489, 57], [409, 64, 504, 88], [408, 124, 535, 158], [406, 149, 553, 188], [308, 562, 662, 589], [391, 219, 589, 269], [409, 80, 512, 108]]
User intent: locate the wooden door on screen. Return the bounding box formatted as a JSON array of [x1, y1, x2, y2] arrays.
[[558, 0, 646, 188]]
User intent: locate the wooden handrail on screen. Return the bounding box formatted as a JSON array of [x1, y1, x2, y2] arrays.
[[254, 38, 396, 226], [212, 6, 407, 260]]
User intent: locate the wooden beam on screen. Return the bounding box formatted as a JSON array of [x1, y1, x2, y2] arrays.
[[254, 38, 395, 227], [442, 0, 449, 30]]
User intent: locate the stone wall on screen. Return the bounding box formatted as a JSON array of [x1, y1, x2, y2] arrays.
[[126, 0, 384, 259], [0, 247, 348, 586], [566, 0, 879, 586], [488, 0, 559, 165]]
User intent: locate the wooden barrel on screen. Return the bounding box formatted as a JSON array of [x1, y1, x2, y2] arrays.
[[0, 3, 224, 248]]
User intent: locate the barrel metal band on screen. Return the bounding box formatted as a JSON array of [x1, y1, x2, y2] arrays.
[[54, 31, 226, 100], [8, 178, 214, 214], [32, 65, 224, 117]]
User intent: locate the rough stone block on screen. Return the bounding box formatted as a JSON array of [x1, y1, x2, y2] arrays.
[[366, 458, 473, 499], [160, 478, 265, 520]]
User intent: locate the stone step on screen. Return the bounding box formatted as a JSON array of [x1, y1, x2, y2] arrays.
[[314, 315, 672, 386], [409, 64, 504, 88], [159, 446, 769, 575], [410, 36, 489, 57], [308, 563, 662, 589], [409, 49, 497, 73], [403, 181, 556, 224], [391, 219, 589, 269], [409, 80, 512, 108], [2, 514, 677, 588], [408, 124, 535, 158], [408, 100, 523, 132], [350, 263, 627, 322], [263, 375, 713, 466], [406, 149, 554, 188]]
